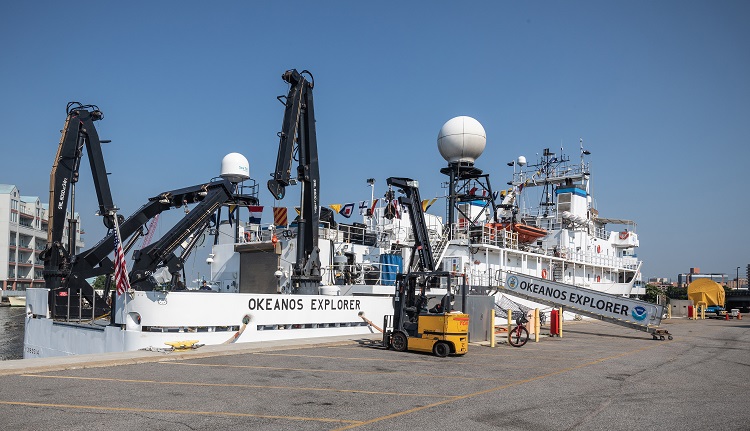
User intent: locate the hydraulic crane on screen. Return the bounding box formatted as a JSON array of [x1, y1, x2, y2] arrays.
[[42, 103, 117, 294], [384, 177, 469, 357], [42, 102, 258, 318], [267, 69, 321, 294]]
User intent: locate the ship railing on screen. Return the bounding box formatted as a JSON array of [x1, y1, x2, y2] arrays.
[[553, 247, 641, 272], [461, 224, 520, 250], [251, 221, 382, 248], [512, 161, 589, 184], [50, 287, 104, 323], [320, 261, 402, 286], [465, 269, 497, 289]]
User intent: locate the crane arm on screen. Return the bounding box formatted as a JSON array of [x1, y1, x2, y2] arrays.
[[267, 69, 322, 293]]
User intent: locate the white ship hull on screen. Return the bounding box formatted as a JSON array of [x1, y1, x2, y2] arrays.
[[23, 288, 392, 358]]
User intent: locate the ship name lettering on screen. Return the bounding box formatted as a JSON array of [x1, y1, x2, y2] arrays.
[[248, 297, 304, 311], [518, 281, 567, 301], [310, 298, 361, 311], [567, 293, 628, 315]]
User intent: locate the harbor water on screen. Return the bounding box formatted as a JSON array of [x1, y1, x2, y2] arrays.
[[0, 306, 25, 360]]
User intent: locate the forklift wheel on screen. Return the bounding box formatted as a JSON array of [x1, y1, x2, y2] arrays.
[[392, 332, 408, 352], [433, 341, 451, 358]]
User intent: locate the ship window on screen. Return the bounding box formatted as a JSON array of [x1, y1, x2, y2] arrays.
[[557, 194, 571, 212]]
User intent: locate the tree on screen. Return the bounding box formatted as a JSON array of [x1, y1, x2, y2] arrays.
[[665, 285, 688, 300], [91, 275, 107, 290], [643, 284, 661, 303]]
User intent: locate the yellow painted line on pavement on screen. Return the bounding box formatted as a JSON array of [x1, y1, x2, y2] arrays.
[[21, 374, 455, 398], [253, 351, 589, 369], [0, 400, 361, 424], [162, 361, 508, 381], [329, 342, 665, 431], [253, 351, 442, 363], [253, 351, 554, 368]]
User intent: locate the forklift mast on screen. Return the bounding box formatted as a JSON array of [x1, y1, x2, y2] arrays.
[[385, 177, 436, 272], [267, 69, 322, 294]]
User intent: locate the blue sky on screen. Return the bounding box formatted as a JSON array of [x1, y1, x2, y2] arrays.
[[1, 1, 748, 282]]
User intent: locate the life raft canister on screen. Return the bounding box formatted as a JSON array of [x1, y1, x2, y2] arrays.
[[596, 275, 601, 282]]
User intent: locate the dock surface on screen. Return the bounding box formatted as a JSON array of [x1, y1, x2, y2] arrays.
[[1, 318, 748, 430]]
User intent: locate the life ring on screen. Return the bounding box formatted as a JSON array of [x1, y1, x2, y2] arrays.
[[596, 245, 601, 253], [244, 231, 252, 242], [596, 275, 601, 282], [541, 269, 548, 279], [619, 231, 629, 240]]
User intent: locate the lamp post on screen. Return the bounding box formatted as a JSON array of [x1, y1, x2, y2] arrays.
[[366, 178, 375, 229], [737, 266, 741, 289]]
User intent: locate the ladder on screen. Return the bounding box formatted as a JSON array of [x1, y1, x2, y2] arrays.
[[431, 225, 451, 268]]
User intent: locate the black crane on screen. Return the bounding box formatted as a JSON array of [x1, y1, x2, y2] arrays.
[[267, 69, 322, 294]]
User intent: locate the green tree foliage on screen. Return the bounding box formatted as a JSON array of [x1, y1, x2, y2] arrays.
[[643, 284, 661, 303], [91, 275, 107, 289], [665, 285, 688, 300]]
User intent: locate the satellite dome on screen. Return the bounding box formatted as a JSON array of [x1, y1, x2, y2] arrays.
[[220, 153, 250, 183], [437, 116, 486, 164]]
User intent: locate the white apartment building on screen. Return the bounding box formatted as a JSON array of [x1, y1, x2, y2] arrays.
[[0, 184, 84, 290]]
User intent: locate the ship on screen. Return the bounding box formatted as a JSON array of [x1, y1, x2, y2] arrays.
[[23, 79, 650, 359]]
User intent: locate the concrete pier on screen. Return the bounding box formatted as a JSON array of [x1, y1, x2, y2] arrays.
[[1, 318, 748, 430]]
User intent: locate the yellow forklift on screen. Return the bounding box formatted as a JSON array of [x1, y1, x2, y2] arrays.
[[385, 271, 469, 357], [382, 178, 469, 357]]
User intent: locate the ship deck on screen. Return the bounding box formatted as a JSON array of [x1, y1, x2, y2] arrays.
[[1, 318, 748, 430]]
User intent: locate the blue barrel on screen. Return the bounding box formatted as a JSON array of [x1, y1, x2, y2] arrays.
[[379, 254, 403, 285]]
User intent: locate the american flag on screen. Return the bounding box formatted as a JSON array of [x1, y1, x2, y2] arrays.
[[113, 222, 131, 295]]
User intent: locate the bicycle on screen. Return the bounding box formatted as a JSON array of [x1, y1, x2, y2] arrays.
[[508, 313, 530, 347]]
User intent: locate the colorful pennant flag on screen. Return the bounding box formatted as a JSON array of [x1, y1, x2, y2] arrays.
[[329, 204, 342, 213], [227, 204, 237, 227], [248, 205, 263, 224], [358, 201, 368, 215], [273, 207, 288, 227], [369, 199, 379, 216], [421, 198, 438, 212], [339, 203, 355, 218]]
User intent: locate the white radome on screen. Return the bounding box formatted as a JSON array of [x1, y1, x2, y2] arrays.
[[437, 116, 486, 164], [220, 153, 250, 183]]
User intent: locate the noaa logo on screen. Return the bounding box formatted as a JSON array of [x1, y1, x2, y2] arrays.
[[632, 306, 648, 321], [506, 276, 519, 290]]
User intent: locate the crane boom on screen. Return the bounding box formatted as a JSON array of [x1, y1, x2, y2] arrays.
[[267, 69, 321, 294]]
